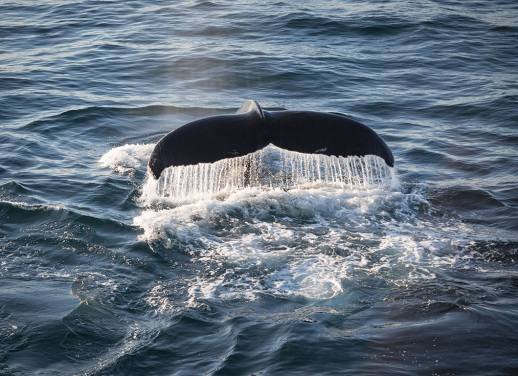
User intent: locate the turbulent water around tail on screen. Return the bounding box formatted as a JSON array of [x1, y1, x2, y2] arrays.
[[2, 1, 518, 375], [100, 143, 502, 307], [137, 146, 400, 301]]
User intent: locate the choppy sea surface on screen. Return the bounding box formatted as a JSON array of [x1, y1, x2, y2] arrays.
[[1, 1, 518, 375]]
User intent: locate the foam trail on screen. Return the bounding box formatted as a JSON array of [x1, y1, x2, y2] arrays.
[[142, 145, 395, 203]]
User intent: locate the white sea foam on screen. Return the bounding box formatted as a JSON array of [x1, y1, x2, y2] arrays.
[[134, 180, 474, 303], [99, 143, 154, 174], [131, 145, 474, 304]]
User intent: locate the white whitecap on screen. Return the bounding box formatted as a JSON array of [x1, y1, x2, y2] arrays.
[[99, 143, 154, 175]]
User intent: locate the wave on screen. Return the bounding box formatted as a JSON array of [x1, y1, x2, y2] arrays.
[[96, 144, 510, 304], [99, 143, 154, 175], [20, 105, 228, 133], [268, 12, 419, 37]]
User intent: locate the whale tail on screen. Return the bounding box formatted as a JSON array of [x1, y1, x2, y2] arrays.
[[148, 100, 393, 179]]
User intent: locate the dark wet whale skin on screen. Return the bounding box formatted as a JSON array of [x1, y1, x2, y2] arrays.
[[148, 101, 394, 179]]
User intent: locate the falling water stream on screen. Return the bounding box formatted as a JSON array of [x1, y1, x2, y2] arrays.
[[143, 145, 395, 203]]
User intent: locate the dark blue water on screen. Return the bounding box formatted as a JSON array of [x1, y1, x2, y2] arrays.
[[1, 1, 518, 375]]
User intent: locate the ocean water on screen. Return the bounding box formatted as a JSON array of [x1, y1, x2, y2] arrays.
[[1, 1, 518, 375]]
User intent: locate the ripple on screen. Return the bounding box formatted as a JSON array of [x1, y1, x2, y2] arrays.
[[1, 0, 518, 374]]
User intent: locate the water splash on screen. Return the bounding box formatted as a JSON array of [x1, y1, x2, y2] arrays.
[[142, 145, 396, 203], [133, 184, 475, 302], [99, 143, 154, 175]]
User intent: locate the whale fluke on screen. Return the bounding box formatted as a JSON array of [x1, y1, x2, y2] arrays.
[[148, 100, 393, 179]]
